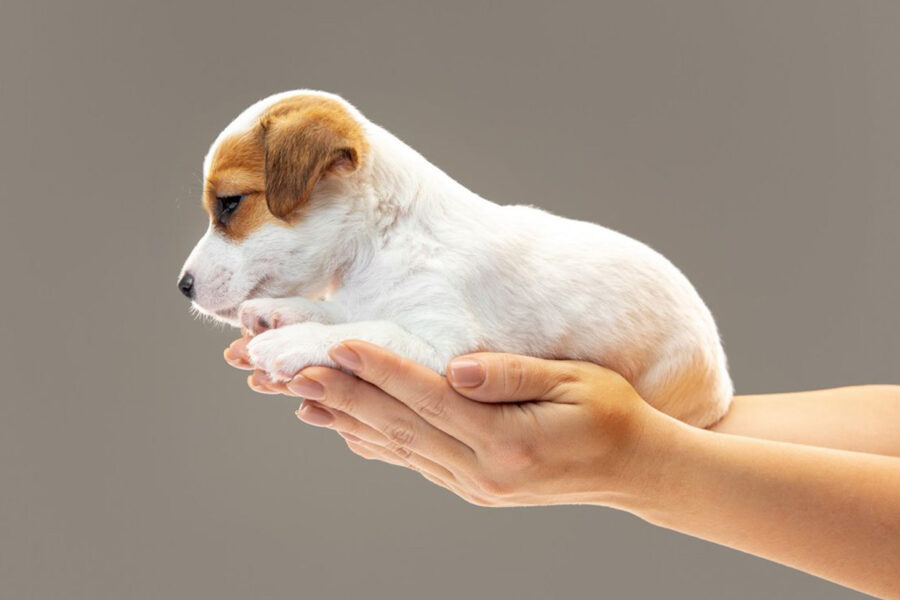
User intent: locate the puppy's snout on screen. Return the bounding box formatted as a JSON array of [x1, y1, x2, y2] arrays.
[[178, 272, 195, 299]]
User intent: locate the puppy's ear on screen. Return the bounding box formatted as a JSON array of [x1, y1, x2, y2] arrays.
[[261, 104, 361, 220]]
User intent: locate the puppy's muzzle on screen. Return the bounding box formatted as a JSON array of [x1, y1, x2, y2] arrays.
[[178, 272, 195, 299]]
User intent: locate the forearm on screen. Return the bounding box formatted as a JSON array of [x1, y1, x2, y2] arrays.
[[711, 385, 900, 456], [235, 338, 900, 593], [618, 417, 900, 598]]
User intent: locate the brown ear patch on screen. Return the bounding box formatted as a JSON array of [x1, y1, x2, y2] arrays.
[[259, 96, 368, 220], [203, 94, 367, 240]]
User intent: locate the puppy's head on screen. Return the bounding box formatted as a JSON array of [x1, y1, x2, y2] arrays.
[[178, 91, 369, 325]]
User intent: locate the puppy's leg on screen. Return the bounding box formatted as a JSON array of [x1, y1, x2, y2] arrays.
[[635, 348, 733, 428], [238, 298, 347, 335], [246, 320, 447, 381]]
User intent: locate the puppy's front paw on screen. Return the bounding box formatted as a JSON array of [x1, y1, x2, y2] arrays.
[[239, 298, 319, 336], [246, 323, 336, 381]]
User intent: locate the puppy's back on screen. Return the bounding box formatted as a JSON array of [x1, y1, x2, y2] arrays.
[[461, 203, 733, 427]]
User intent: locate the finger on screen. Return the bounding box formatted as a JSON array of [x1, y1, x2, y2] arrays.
[[225, 352, 253, 370], [247, 370, 291, 395], [297, 410, 488, 506], [297, 400, 393, 445], [295, 400, 466, 485], [344, 438, 407, 467], [346, 435, 459, 484], [341, 430, 459, 484], [327, 340, 493, 438], [445, 352, 584, 403], [416, 468, 456, 491], [294, 366, 476, 469], [224, 337, 254, 370]]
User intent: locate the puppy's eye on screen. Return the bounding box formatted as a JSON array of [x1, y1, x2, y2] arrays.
[[216, 195, 243, 224]]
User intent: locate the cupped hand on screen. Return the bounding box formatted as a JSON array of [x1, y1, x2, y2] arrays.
[[224, 336, 675, 507]]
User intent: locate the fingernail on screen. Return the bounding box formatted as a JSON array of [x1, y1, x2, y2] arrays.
[[339, 432, 362, 443], [287, 375, 325, 400], [329, 343, 362, 371], [447, 358, 485, 387], [296, 401, 334, 427]]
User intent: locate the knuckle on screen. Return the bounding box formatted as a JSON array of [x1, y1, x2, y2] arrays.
[[329, 389, 355, 413], [316, 375, 355, 412], [502, 356, 528, 397], [553, 363, 583, 385], [368, 354, 413, 389], [387, 442, 412, 460], [412, 387, 446, 419], [367, 362, 396, 389], [543, 363, 583, 398], [332, 390, 358, 418], [384, 419, 416, 448]]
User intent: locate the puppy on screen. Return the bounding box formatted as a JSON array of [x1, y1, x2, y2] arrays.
[[178, 90, 732, 427]]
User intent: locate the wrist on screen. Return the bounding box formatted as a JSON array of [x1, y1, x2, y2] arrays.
[[587, 408, 703, 515]]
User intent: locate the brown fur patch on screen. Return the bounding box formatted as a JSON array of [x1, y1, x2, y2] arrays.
[[260, 96, 368, 219], [203, 94, 368, 241]]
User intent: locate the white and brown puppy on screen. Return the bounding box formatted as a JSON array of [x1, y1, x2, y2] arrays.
[[178, 90, 732, 426]]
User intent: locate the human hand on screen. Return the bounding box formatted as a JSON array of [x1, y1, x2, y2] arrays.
[[224, 336, 677, 507], [226, 337, 900, 596]]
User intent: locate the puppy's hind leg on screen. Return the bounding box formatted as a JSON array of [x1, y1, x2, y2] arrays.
[[635, 348, 733, 428]]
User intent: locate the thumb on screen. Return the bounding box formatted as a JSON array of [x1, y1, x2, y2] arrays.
[[446, 352, 578, 403]]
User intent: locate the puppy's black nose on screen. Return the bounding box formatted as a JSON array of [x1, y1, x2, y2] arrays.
[[178, 272, 195, 299]]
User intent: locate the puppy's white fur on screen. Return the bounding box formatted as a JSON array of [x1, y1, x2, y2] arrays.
[[180, 90, 732, 427]]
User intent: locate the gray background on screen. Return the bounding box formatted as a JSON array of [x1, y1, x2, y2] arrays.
[[2, 1, 897, 599]]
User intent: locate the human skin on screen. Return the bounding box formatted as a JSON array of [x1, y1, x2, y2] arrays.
[[224, 336, 900, 598]]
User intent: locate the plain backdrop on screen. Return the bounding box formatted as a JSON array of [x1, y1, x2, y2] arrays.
[[2, 2, 898, 599]]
